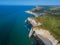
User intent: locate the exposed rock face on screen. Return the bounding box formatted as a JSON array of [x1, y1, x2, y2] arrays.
[[26, 17, 60, 45], [29, 28, 59, 45], [27, 17, 42, 26]]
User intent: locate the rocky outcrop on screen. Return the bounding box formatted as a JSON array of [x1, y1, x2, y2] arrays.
[[27, 17, 42, 26], [26, 17, 60, 45]]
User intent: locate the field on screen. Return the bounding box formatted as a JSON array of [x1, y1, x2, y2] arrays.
[[36, 14, 60, 41]]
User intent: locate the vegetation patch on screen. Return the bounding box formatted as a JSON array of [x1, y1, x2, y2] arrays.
[[35, 14, 60, 41]]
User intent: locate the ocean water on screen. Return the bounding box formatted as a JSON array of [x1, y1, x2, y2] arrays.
[[0, 5, 35, 45]]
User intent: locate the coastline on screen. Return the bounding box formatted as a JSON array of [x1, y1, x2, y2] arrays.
[[26, 17, 59, 45], [25, 11, 38, 17], [25, 7, 60, 45]]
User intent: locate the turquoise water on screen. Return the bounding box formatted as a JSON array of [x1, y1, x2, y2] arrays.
[[0, 6, 35, 45]]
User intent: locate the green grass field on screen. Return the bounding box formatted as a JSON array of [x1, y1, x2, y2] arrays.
[[36, 14, 60, 41]]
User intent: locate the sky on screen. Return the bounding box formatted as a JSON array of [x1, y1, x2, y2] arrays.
[[0, 0, 60, 5]]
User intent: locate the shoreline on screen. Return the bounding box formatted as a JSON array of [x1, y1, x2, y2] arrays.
[[26, 17, 59, 45], [25, 6, 60, 45], [25, 11, 38, 17], [25, 13, 59, 45]]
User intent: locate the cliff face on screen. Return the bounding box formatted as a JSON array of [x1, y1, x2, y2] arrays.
[[25, 6, 60, 45], [26, 17, 60, 45]]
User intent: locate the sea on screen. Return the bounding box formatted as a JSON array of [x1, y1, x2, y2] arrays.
[[0, 5, 35, 45]]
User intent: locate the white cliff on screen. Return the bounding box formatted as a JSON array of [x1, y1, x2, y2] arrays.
[[27, 18, 60, 45], [27, 17, 42, 26]]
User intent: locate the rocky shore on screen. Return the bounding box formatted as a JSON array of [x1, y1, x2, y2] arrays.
[[26, 17, 59, 45], [25, 9, 60, 45]]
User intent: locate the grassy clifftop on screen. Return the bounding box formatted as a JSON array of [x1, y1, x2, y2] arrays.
[[35, 14, 60, 41], [29, 6, 60, 42]]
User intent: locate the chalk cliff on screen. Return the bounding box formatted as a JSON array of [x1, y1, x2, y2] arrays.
[[25, 6, 60, 45], [26, 17, 60, 45]]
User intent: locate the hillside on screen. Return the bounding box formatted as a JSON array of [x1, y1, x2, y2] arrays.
[[26, 6, 60, 45], [35, 14, 60, 42]]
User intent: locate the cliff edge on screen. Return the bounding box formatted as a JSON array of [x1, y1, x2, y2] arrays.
[[25, 6, 60, 45]]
